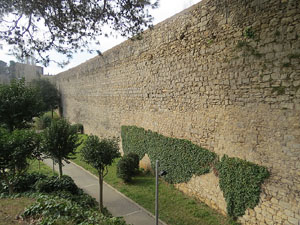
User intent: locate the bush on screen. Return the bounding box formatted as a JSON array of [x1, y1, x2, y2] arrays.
[[127, 152, 140, 174], [117, 153, 139, 183], [35, 113, 53, 130], [0, 179, 6, 194], [13, 172, 47, 193], [54, 190, 98, 209], [35, 175, 79, 195], [71, 123, 84, 134], [22, 194, 126, 225], [0, 172, 47, 194]]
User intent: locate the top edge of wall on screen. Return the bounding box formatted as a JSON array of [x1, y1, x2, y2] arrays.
[[56, 0, 207, 77]]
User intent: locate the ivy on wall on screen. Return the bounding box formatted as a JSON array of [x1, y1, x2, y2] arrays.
[[216, 155, 270, 218], [121, 126, 217, 183], [121, 125, 269, 218]]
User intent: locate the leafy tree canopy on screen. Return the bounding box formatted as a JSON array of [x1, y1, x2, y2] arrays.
[[42, 118, 80, 177], [0, 78, 43, 131], [30, 79, 60, 115], [0, 0, 159, 66], [81, 135, 120, 173], [0, 128, 39, 194], [81, 135, 120, 211]]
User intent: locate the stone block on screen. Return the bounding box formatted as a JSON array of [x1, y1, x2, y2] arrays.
[[288, 217, 299, 224]]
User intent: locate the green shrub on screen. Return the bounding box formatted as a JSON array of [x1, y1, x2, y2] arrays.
[[0, 173, 46, 194], [22, 194, 126, 225], [0, 179, 6, 194], [35, 175, 79, 195], [12, 172, 47, 193], [71, 123, 84, 134], [54, 190, 98, 209], [35, 113, 53, 130], [117, 154, 138, 183], [216, 155, 269, 218], [127, 152, 140, 174]]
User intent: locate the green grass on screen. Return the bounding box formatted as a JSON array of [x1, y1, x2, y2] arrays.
[[43, 110, 60, 119], [27, 159, 58, 176], [72, 135, 239, 225]]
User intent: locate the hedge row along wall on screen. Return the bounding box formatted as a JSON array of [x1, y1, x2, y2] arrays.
[[54, 0, 300, 223], [121, 125, 269, 219]]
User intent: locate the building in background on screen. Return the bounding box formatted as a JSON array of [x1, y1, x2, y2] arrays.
[[0, 60, 43, 84]]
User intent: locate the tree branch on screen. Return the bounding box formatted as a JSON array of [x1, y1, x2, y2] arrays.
[[21, 15, 32, 36]]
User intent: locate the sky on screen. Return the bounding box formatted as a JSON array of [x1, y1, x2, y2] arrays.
[[0, 0, 201, 75]]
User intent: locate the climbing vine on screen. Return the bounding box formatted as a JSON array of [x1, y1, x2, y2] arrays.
[[216, 155, 270, 218], [121, 125, 270, 218], [121, 126, 217, 183]]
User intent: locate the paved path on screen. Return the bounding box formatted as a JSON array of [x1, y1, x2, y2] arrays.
[[43, 159, 167, 225]]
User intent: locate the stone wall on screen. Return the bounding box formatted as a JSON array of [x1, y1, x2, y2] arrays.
[[54, 0, 300, 224]]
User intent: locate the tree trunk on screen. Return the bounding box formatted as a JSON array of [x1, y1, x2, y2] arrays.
[[58, 159, 63, 178], [2, 173, 13, 195], [51, 108, 54, 119], [8, 124, 13, 133], [52, 159, 55, 175], [7, 182, 13, 195], [98, 171, 104, 213]]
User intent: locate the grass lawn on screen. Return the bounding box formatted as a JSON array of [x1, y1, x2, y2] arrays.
[[27, 159, 58, 176], [72, 135, 239, 225]]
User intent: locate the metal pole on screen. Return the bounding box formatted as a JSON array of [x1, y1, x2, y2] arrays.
[[155, 160, 159, 225]]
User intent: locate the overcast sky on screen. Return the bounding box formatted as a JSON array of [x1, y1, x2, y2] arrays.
[[0, 0, 201, 75]]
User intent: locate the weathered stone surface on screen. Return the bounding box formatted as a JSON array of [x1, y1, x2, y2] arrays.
[[52, 0, 300, 224]]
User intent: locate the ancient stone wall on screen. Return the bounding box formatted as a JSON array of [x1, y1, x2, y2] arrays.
[[54, 0, 300, 224]]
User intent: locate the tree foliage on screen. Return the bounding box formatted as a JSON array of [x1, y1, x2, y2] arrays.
[[42, 118, 80, 177], [117, 152, 140, 183], [0, 128, 39, 194], [0, 78, 43, 131], [81, 135, 120, 212], [0, 0, 159, 66], [30, 79, 60, 116]]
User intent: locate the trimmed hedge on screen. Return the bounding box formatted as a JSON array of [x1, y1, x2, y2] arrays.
[[121, 126, 217, 183]]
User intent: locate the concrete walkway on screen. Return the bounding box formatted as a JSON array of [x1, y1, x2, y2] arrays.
[[43, 159, 167, 225]]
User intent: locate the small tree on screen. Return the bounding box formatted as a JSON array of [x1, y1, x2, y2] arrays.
[[0, 78, 43, 132], [42, 119, 80, 177], [30, 79, 60, 118], [0, 128, 39, 194], [81, 135, 120, 212]]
